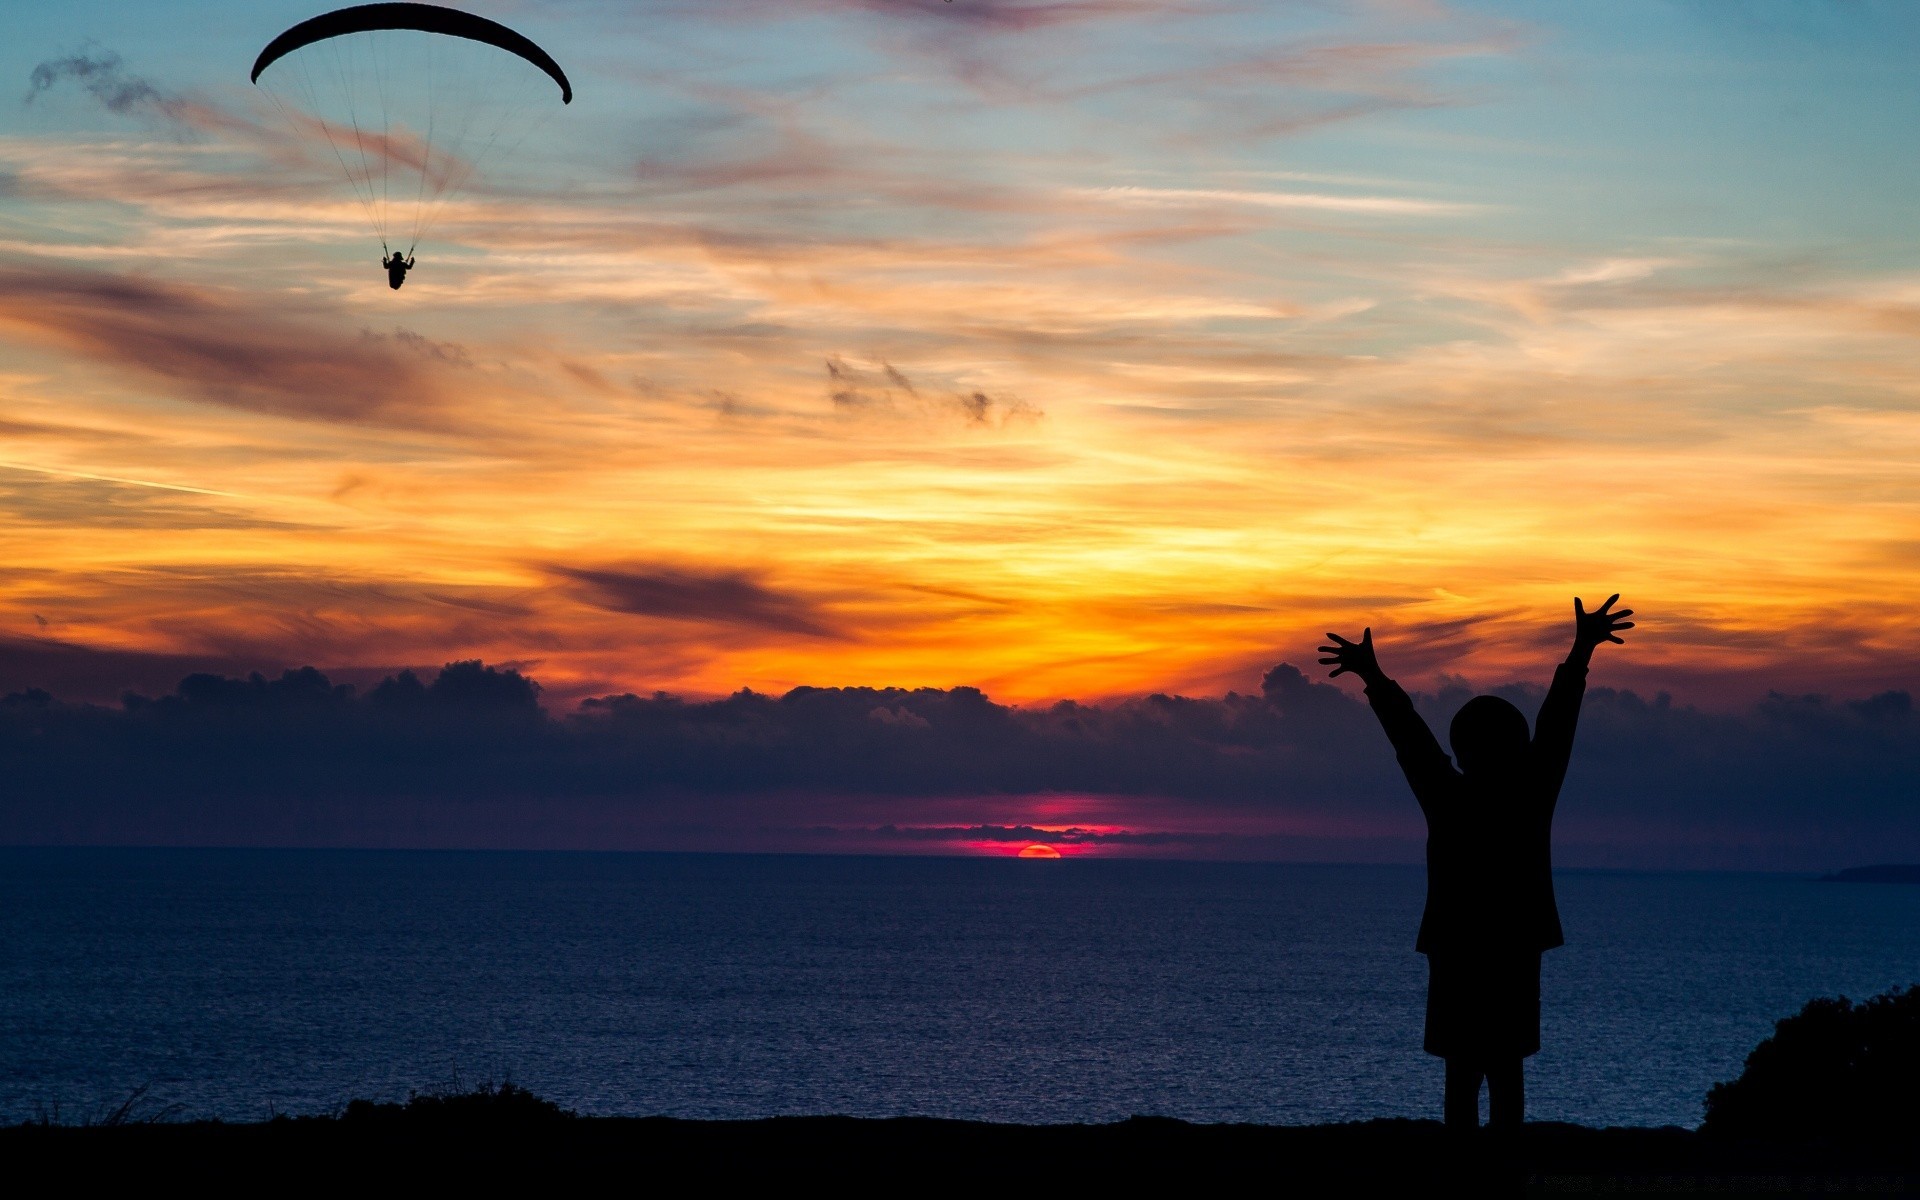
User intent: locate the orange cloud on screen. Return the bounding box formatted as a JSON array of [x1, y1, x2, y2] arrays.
[[2, 5, 1918, 717]]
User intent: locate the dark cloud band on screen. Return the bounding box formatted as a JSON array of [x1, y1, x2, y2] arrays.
[[0, 658, 1913, 869]]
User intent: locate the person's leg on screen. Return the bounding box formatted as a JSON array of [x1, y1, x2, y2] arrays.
[[1443, 1057, 1483, 1129], [1486, 1056, 1525, 1129]]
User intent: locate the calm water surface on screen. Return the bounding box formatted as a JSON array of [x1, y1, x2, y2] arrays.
[[2, 849, 1916, 1126]]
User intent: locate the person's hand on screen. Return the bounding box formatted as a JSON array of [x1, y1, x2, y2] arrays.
[[1572, 594, 1633, 659], [1319, 628, 1383, 683]]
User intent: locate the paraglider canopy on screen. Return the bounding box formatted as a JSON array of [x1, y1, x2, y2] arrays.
[[252, 3, 572, 103], [251, 3, 572, 264]]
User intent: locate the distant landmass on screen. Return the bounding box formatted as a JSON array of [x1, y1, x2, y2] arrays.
[[1818, 864, 1920, 884]]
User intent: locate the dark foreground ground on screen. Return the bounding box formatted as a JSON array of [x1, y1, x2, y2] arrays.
[[6, 1114, 1915, 1196]]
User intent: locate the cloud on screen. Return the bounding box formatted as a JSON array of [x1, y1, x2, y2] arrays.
[[550, 563, 845, 638], [24, 45, 488, 190], [3, 0, 1916, 797], [1083, 185, 1478, 217], [0, 263, 450, 427], [0, 417, 147, 444], [0, 564, 570, 690], [367, 327, 475, 368], [0, 466, 300, 531], [825, 357, 1043, 426], [646, 0, 1172, 33], [907, 15, 1516, 133], [24, 50, 181, 121], [868, 823, 1224, 846], [891, 0, 1170, 33], [826, 354, 902, 413], [0, 657, 1914, 869], [0, 634, 275, 702]]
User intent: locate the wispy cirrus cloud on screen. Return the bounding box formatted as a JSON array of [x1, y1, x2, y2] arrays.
[[0, 465, 298, 531], [1082, 184, 1479, 216], [634, 0, 1179, 33]]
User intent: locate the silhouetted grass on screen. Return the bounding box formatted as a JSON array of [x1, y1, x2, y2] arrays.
[[10, 1001, 1919, 1191], [31, 1082, 184, 1128]]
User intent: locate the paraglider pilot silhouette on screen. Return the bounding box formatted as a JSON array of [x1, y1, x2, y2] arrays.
[[1320, 595, 1633, 1130], [382, 250, 414, 290], [251, 4, 573, 290]]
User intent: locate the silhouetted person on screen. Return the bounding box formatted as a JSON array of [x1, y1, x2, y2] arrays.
[[383, 251, 414, 291], [1320, 595, 1633, 1131]]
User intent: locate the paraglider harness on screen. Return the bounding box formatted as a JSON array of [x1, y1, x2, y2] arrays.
[[382, 242, 415, 291]]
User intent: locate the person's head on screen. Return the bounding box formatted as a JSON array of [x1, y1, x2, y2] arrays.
[[1449, 694, 1530, 777]]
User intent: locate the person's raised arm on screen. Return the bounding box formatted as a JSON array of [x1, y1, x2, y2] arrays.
[[1321, 627, 1452, 802], [1534, 593, 1634, 799]]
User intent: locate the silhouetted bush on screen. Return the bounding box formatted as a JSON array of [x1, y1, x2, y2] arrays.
[[341, 1081, 573, 1127], [1703, 984, 1919, 1145]]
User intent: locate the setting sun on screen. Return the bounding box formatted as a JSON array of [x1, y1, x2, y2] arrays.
[[1017, 845, 1063, 859]]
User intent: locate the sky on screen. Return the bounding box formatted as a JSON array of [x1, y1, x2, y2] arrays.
[[0, 2, 1916, 863]]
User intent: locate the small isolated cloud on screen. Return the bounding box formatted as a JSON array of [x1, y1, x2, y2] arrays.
[[951, 390, 1043, 426], [827, 354, 906, 413], [870, 823, 1223, 846], [23, 45, 335, 150], [550, 563, 844, 638], [23, 49, 180, 120], [826, 357, 1043, 427], [364, 327, 475, 368]]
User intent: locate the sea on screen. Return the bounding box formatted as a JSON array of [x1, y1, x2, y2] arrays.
[[2, 849, 1916, 1128]]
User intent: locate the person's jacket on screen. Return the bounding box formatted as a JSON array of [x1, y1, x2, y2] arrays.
[[1364, 662, 1586, 956]]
